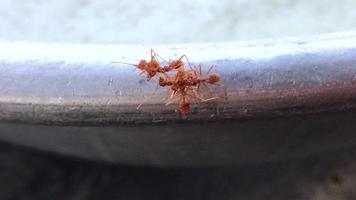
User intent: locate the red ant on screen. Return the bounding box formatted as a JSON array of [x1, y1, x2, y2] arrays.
[[158, 62, 223, 115], [112, 49, 187, 81]]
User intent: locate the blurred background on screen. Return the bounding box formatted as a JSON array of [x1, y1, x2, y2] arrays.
[[1, 0, 356, 200], [0, 0, 355, 44]]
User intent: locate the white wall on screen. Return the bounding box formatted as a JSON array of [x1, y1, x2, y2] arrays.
[[0, 0, 355, 44]]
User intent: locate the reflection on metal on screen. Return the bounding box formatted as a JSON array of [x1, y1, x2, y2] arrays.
[[1, 32, 356, 166], [1, 32, 356, 124]]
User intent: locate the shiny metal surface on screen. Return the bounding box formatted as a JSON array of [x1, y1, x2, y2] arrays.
[[0, 32, 356, 166], [0, 32, 356, 124]]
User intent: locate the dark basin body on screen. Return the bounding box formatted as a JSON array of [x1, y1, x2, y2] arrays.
[[1, 111, 356, 167], [0, 33, 356, 166]]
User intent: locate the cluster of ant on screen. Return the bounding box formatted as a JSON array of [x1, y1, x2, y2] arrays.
[[113, 49, 223, 115]]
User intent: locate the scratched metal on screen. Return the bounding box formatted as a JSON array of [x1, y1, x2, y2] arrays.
[[1, 33, 356, 124], [1, 33, 356, 166]]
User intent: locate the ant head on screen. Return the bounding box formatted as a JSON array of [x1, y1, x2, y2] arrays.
[[158, 76, 166, 86], [137, 60, 148, 70], [145, 60, 160, 79], [208, 74, 220, 84], [159, 76, 173, 86], [170, 60, 184, 69]]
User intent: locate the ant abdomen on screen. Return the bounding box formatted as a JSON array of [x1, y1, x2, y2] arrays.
[[207, 74, 220, 84], [148, 60, 159, 68], [179, 98, 190, 115]]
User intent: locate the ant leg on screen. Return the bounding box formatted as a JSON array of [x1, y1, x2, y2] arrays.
[[136, 88, 158, 110], [137, 79, 162, 110], [212, 82, 224, 87], [186, 87, 205, 103], [219, 84, 228, 100], [160, 72, 168, 80], [174, 54, 193, 70], [203, 82, 214, 94], [151, 49, 173, 68], [201, 96, 219, 102], [165, 90, 178, 106], [209, 82, 227, 100], [192, 64, 200, 76], [198, 64, 202, 76], [150, 49, 161, 64], [188, 85, 219, 103], [111, 61, 138, 67], [139, 74, 149, 81], [150, 49, 156, 60], [154, 52, 170, 64], [197, 82, 214, 97], [186, 93, 203, 103], [195, 64, 202, 92], [151, 82, 160, 96], [190, 85, 218, 102], [206, 64, 217, 75], [139, 70, 146, 77], [180, 54, 194, 70]]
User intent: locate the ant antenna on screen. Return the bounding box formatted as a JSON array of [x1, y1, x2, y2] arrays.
[[111, 61, 137, 66]]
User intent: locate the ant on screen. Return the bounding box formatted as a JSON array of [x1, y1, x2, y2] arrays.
[[112, 49, 188, 81], [158, 62, 223, 115], [112, 50, 224, 115], [112, 49, 193, 109]]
